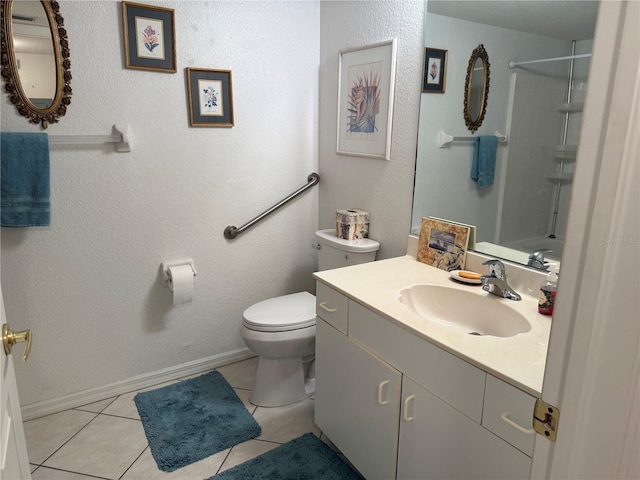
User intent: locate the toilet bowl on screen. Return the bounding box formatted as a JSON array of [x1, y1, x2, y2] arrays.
[[241, 292, 316, 407], [241, 229, 380, 407]]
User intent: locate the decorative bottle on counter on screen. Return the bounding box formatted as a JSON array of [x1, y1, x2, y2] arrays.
[[538, 264, 559, 316]]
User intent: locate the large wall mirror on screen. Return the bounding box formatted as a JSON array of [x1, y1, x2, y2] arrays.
[[412, 0, 598, 269], [0, 0, 72, 128]]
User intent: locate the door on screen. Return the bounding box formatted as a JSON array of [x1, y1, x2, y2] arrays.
[[531, 1, 640, 478], [397, 376, 531, 480], [1, 286, 31, 480], [315, 318, 401, 480]]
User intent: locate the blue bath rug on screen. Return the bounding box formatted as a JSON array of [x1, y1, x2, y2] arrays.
[[207, 433, 362, 480], [134, 370, 261, 472]]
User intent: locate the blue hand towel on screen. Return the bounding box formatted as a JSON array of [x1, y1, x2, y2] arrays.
[[1, 132, 50, 227], [470, 135, 498, 189]]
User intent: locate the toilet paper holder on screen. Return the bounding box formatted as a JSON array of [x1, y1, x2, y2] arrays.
[[161, 259, 197, 288]]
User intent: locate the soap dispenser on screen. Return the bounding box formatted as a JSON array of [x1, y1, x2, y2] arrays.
[[538, 263, 559, 316]]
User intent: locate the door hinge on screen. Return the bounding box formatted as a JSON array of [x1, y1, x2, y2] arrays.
[[533, 398, 560, 441]]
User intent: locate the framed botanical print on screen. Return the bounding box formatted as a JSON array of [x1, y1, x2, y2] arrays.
[[422, 47, 447, 93], [122, 2, 176, 73], [336, 39, 397, 160], [186, 68, 234, 127]]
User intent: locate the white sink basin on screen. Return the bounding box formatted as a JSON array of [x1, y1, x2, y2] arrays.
[[399, 284, 531, 338]]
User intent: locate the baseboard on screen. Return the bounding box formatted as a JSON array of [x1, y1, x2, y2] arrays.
[[21, 348, 256, 421]]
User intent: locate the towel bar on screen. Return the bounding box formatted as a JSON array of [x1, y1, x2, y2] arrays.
[[438, 130, 507, 148], [48, 124, 131, 152]]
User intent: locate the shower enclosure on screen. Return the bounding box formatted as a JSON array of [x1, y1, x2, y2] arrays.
[[497, 41, 591, 264]]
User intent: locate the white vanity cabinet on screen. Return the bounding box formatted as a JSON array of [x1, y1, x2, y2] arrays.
[[316, 319, 401, 480], [315, 282, 536, 480]]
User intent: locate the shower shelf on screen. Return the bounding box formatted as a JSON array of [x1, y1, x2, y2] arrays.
[[546, 172, 574, 181], [558, 103, 584, 113], [554, 145, 578, 159]]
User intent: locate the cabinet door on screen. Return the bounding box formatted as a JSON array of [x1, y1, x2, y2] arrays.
[[397, 377, 532, 480], [316, 318, 401, 480]]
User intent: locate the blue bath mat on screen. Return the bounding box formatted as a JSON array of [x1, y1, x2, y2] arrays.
[[208, 433, 362, 479], [134, 370, 261, 472]]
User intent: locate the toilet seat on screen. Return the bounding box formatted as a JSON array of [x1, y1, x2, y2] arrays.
[[242, 292, 316, 332]]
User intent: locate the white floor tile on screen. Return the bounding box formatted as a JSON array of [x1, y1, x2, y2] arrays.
[[216, 357, 258, 390], [31, 465, 103, 479], [43, 414, 148, 480], [101, 390, 141, 420], [101, 379, 180, 421], [24, 409, 98, 464], [234, 388, 257, 414], [253, 398, 320, 444], [23, 356, 323, 479], [216, 439, 279, 474], [121, 446, 228, 480]]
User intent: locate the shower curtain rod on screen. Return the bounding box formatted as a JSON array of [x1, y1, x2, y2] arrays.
[[508, 53, 591, 69]]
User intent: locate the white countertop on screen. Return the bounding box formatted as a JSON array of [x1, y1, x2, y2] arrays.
[[314, 255, 551, 396]]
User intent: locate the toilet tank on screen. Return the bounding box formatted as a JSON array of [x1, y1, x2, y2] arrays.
[[315, 229, 380, 271]]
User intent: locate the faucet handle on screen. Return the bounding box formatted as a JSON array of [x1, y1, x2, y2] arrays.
[[529, 249, 553, 260], [482, 259, 506, 280]]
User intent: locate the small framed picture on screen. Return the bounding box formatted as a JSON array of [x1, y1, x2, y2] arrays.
[[186, 68, 234, 127], [422, 47, 447, 93], [122, 2, 176, 73], [417, 217, 470, 271], [337, 39, 398, 161]]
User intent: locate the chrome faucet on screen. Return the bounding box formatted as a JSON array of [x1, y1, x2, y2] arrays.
[[481, 259, 522, 301], [527, 249, 553, 270]]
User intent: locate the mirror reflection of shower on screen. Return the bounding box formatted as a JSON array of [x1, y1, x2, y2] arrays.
[[497, 41, 591, 265]]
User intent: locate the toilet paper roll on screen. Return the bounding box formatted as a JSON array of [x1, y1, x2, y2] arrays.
[[168, 265, 194, 306]]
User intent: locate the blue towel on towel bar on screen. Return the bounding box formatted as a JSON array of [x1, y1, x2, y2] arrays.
[[470, 135, 498, 189], [1, 132, 50, 227]]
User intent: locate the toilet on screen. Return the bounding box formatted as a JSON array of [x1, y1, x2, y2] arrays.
[[241, 228, 380, 407]]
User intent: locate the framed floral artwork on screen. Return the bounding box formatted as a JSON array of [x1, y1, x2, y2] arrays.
[[422, 47, 447, 93], [416, 217, 471, 271], [336, 39, 398, 161], [186, 68, 234, 127], [122, 2, 176, 73]]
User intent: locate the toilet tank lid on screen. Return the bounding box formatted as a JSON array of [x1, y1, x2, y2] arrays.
[[315, 229, 380, 253]]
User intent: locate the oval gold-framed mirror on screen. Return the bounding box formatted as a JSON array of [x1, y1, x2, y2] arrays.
[[463, 44, 489, 133], [0, 0, 72, 129]]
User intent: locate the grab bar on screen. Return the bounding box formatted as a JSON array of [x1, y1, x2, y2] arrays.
[[224, 172, 320, 239]]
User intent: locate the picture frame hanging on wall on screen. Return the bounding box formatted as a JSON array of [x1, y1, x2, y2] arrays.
[[336, 39, 398, 161], [422, 47, 447, 93], [122, 2, 177, 73], [186, 68, 234, 127], [416, 217, 471, 271]]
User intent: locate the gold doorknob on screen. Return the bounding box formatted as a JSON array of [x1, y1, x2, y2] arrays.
[[2, 323, 32, 362]]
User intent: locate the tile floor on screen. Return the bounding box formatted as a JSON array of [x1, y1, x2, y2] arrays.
[[24, 357, 346, 480]]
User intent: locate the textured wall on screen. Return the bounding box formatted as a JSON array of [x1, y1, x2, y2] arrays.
[[1, 1, 320, 406], [318, 1, 426, 260]]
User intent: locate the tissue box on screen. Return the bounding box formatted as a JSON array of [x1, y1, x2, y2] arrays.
[[336, 209, 369, 240]]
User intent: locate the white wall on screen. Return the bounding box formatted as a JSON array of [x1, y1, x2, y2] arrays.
[[411, 14, 571, 242], [318, 0, 426, 260], [1, 0, 320, 406]]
